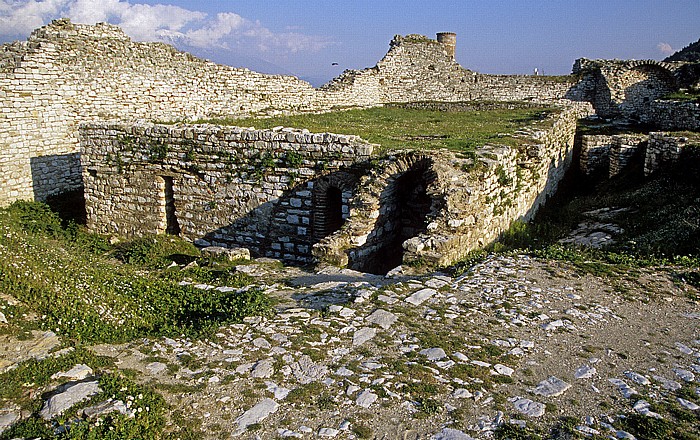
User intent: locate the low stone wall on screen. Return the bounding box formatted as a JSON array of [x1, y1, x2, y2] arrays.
[[80, 123, 373, 263], [644, 132, 700, 176], [313, 105, 590, 271], [641, 100, 700, 131]]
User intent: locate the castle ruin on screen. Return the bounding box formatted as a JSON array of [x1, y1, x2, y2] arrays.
[[2, 19, 699, 272]]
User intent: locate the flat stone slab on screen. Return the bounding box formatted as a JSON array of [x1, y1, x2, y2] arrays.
[[0, 412, 19, 435], [51, 364, 93, 381], [365, 309, 397, 329], [420, 347, 447, 361], [234, 398, 278, 435], [405, 288, 437, 306], [432, 428, 477, 439], [652, 375, 681, 391], [624, 371, 650, 385], [353, 327, 377, 346], [355, 389, 378, 408], [574, 365, 596, 379], [145, 361, 167, 375], [531, 376, 571, 397], [40, 380, 101, 420], [494, 364, 514, 376], [251, 359, 274, 378], [511, 397, 545, 417], [82, 399, 130, 419], [290, 355, 328, 384], [609, 378, 638, 398]]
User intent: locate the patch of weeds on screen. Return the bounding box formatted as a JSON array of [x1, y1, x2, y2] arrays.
[[316, 393, 336, 410], [616, 413, 674, 440], [0, 348, 113, 403], [415, 397, 442, 415], [494, 422, 542, 440], [286, 382, 325, 406], [351, 423, 373, 439], [448, 249, 488, 276], [7, 372, 168, 439], [114, 235, 199, 269]]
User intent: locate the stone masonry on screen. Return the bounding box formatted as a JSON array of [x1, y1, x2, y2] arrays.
[[2, 21, 582, 206], [80, 123, 373, 263]]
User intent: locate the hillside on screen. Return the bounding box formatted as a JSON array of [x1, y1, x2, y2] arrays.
[[664, 38, 700, 62]]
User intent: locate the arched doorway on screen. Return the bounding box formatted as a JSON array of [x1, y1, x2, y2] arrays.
[[312, 172, 357, 241], [351, 158, 435, 274]]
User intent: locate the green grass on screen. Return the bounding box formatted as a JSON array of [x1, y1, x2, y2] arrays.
[[193, 104, 556, 153], [0, 201, 271, 344], [662, 90, 700, 102]]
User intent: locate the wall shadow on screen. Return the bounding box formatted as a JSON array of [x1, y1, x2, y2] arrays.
[[30, 153, 83, 202]]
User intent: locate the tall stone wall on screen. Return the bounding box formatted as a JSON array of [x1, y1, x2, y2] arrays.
[[80, 122, 373, 263], [1, 21, 580, 206]]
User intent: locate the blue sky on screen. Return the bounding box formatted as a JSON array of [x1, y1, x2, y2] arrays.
[[1, 0, 699, 85]]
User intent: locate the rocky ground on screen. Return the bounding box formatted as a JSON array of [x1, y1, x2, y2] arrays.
[[2, 252, 698, 439]]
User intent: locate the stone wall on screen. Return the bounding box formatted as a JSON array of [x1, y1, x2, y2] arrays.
[[579, 133, 648, 178], [580, 135, 614, 176], [1, 21, 581, 206], [79, 122, 373, 263], [313, 105, 590, 271], [641, 100, 700, 131], [644, 132, 700, 176], [572, 58, 700, 130], [609, 135, 647, 177]]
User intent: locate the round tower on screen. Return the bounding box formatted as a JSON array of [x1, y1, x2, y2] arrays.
[[436, 32, 456, 59]]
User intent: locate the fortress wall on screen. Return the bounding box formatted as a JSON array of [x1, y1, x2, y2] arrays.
[[1, 22, 581, 206], [0, 20, 328, 205], [79, 122, 373, 263], [370, 35, 576, 103]]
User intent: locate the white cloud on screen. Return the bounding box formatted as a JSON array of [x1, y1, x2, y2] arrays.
[[657, 42, 674, 55], [0, 0, 69, 37], [0, 0, 333, 56]]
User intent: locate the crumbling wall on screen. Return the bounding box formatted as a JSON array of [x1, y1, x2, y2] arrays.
[[313, 105, 590, 271], [80, 122, 373, 263], [645, 132, 700, 176]]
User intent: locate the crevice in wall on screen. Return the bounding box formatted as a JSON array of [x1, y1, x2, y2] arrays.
[[161, 176, 180, 235]]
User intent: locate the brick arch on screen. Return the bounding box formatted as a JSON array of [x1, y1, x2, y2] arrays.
[[312, 171, 358, 241]]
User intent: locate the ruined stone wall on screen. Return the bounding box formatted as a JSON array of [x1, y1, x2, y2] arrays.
[[580, 135, 614, 176], [641, 100, 700, 131], [1, 23, 584, 206], [572, 58, 697, 127], [313, 105, 590, 270], [334, 35, 578, 103], [644, 132, 700, 176], [579, 133, 648, 178], [80, 122, 373, 263]]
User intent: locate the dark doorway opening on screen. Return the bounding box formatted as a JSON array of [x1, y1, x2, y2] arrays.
[[355, 165, 432, 275], [325, 186, 344, 236], [162, 176, 180, 235]]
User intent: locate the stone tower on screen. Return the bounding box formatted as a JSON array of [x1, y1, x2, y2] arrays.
[[436, 32, 456, 59]]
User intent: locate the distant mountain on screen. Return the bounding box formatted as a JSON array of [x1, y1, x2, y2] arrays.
[[665, 38, 700, 62]]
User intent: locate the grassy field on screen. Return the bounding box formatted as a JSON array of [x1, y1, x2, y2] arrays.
[[196, 104, 556, 152]]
